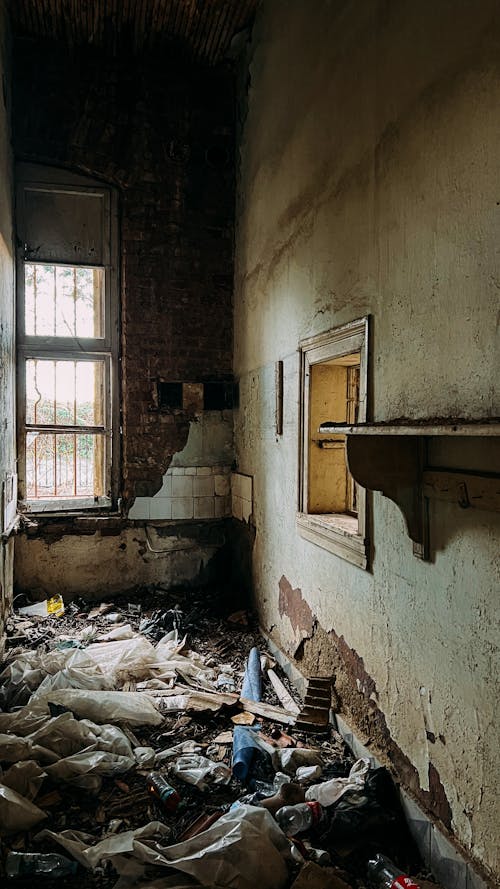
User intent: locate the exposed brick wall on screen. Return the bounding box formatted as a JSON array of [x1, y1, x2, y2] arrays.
[[13, 40, 234, 504]]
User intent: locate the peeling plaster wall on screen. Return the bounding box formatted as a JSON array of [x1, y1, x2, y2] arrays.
[[12, 37, 235, 595], [234, 0, 500, 881], [0, 1, 15, 653]]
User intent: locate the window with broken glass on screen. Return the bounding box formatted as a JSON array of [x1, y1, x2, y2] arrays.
[[16, 166, 119, 512]]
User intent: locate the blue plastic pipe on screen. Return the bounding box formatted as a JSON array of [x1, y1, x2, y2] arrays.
[[232, 646, 262, 781]]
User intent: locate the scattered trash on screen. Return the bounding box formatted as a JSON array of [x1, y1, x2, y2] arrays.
[[5, 851, 78, 878], [275, 801, 324, 836], [171, 753, 231, 790], [36, 690, 163, 726], [0, 591, 435, 889], [0, 783, 47, 832], [146, 772, 181, 812], [19, 595, 65, 618], [367, 852, 421, 888], [305, 757, 369, 806]]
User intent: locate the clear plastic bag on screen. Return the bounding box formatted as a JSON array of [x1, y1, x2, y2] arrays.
[[0, 761, 46, 801], [0, 784, 47, 833], [171, 754, 231, 791]]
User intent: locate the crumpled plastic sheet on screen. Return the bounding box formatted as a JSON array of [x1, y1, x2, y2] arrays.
[[0, 783, 47, 833], [37, 805, 292, 889], [0, 760, 46, 800], [0, 711, 140, 793], [305, 757, 370, 806], [0, 648, 113, 708], [32, 690, 163, 727]]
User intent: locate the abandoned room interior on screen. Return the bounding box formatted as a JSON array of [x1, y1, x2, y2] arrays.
[[0, 0, 499, 887]]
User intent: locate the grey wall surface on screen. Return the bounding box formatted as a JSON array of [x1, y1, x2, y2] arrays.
[[234, 0, 500, 881]]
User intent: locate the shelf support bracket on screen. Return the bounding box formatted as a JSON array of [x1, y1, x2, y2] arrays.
[[346, 435, 429, 560]]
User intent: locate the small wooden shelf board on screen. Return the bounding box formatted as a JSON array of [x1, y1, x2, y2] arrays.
[[318, 420, 500, 561], [319, 421, 500, 436]]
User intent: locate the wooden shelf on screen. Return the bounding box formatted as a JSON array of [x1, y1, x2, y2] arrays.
[[317, 420, 500, 560], [319, 420, 500, 436]]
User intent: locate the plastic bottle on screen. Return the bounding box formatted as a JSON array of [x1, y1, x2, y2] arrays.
[[367, 853, 421, 889], [275, 800, 324, 836], [146, 772, 181, 812], [5, 852, 78, 878]]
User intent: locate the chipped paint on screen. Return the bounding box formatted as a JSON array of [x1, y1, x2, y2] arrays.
[[278, 575, 315, 655]]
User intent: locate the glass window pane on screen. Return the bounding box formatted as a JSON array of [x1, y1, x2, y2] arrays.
[[26, 432, 105, 499], [24, 263, 104, 338], [25, 359, 105, 428]]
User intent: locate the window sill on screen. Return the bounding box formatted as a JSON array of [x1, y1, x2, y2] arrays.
[[21, 496, 114, 515], [296, 512, 368, 569]]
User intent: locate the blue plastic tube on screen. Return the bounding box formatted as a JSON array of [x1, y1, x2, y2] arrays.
[[232, 647, 262, 782]]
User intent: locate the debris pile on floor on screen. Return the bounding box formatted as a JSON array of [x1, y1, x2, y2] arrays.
[[0, 590, 441, 888]]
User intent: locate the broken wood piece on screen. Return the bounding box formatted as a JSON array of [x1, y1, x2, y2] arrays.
[[231, 711, 256, 725], [267, 668, 301, 715], [87, 602, 115, 620], [213, 731, 233, 744], [239, 697, 296, 725]]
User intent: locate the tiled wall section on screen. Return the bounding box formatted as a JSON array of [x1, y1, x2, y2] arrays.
[[231, 472, 253, 522], [129, 465, 231, 520]]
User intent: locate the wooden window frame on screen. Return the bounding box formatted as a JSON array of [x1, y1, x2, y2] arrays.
[[16, 165, 120, 514], [297, 317, 369, 569]]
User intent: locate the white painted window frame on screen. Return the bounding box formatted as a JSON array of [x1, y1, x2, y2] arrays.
[[297, 316, 369, 569], [16, 165, 120, 514]]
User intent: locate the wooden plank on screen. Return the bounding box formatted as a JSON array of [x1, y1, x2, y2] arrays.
[[239, 697, 296, 726], [422, 470, 500, 513], [267, 669, 301, 715], [320, 422, 500, 436]]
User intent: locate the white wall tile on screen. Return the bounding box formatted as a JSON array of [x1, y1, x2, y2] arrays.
[[193, 475, 214, 497], [171, 498, 193, 519], [241, 498, 252, 522], [150, 498, 172, 519], [240, 474, 253, 501], [172, 475, 193, 497], [128, 497, 150, 519], [194, 496, 215, 518], [232, 493, 243, 520], [231, 472, 242, 498], [214, 474, 230, 496], [157, 475, 172, 497]]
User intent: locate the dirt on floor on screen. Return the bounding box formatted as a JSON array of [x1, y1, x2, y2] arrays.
[[0, 587, 440, 889]]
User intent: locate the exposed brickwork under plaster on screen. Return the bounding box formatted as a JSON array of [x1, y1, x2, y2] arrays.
[[275, 578, 453, 829], [13, 39, 234, 504]]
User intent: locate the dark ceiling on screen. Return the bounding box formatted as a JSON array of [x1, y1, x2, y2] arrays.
[[9, 0, 259, 64]]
